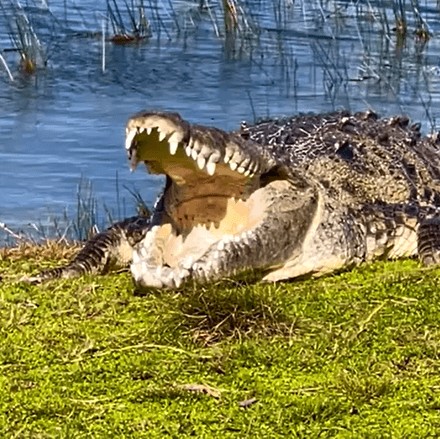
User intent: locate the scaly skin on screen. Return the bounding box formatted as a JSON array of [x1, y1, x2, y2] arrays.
[[25, 110, 440, 289], [22, 216, 150, 283]]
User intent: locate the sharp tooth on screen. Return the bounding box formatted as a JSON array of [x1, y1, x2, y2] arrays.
[[185, 146, 192, 157], [125, 129, 137, 150], [169, 140, 179, 155], [251, 162, 260, 174], [206, 161, 216, 176], [168, 133, 181, 155], [146, 127, 152, 135], [191, 149, 198, 160], [197, 156, 206, 170], [158, 130, 167, 142], [244, 169, 251, 177], [229, 161, 238, 171], [231, 152, 243, 164], [237, 166, 246, 174], [138, 127, 145, 133], [224, 150, 234, 163]]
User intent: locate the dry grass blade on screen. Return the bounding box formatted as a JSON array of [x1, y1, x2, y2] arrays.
[[239, 397, 258, 408], [0, 240, 80, 263], [222, 0, 238, 35], [0, 222, 25, 242], [178, 383, 222, 399], [345, 301, 388, 342]]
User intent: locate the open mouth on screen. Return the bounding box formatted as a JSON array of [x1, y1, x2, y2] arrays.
[[125, 111, 261, 178], [124, 111, 280, 274]]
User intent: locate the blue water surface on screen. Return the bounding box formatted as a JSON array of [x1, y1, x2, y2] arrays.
[[1, 0, 440, 241]]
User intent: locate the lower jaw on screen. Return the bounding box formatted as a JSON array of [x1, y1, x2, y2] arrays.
[[160, 223, 221, 268]]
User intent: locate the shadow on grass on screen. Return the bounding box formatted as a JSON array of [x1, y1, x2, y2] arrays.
[[160, 280, 300, 346]]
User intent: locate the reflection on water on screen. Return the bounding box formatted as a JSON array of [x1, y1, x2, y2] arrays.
[[1, 0, 440, 242]]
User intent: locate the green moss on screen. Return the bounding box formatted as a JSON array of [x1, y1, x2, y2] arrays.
[[2, 253, 440, 437]]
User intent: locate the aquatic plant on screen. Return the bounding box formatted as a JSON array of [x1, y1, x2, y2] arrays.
[[0, 48, 13, 79], [0, 0, 47, 73], [0, 0, 437, 78], [106, 0, 151, 44]]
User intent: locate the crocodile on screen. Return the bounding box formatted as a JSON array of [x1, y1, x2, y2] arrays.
[[24, 109, 440, 289]]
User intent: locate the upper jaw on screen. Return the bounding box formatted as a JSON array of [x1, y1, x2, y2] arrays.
[[125, 111, 190, 172], [125, 110, 276, 178]]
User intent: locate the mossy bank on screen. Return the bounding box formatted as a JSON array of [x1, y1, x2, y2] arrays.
[[1, 243, 440, 437]]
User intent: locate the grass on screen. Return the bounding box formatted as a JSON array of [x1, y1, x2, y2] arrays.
[[2, 244, 440, 436]]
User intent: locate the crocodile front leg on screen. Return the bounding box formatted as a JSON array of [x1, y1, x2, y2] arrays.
[[22, 216, 150, 283], [131, 180, 322, 289]]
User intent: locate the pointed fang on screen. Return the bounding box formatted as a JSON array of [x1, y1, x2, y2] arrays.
[[197, 156, 206, 170], [169, 140, 179, 155], [158, 130, 167, 142], [125, 129, 137, 151], [206, 161, 216, 176], [229, 161, 238, 171]]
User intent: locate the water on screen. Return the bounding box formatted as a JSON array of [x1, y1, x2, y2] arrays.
[[1, 0, 440, 242]]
